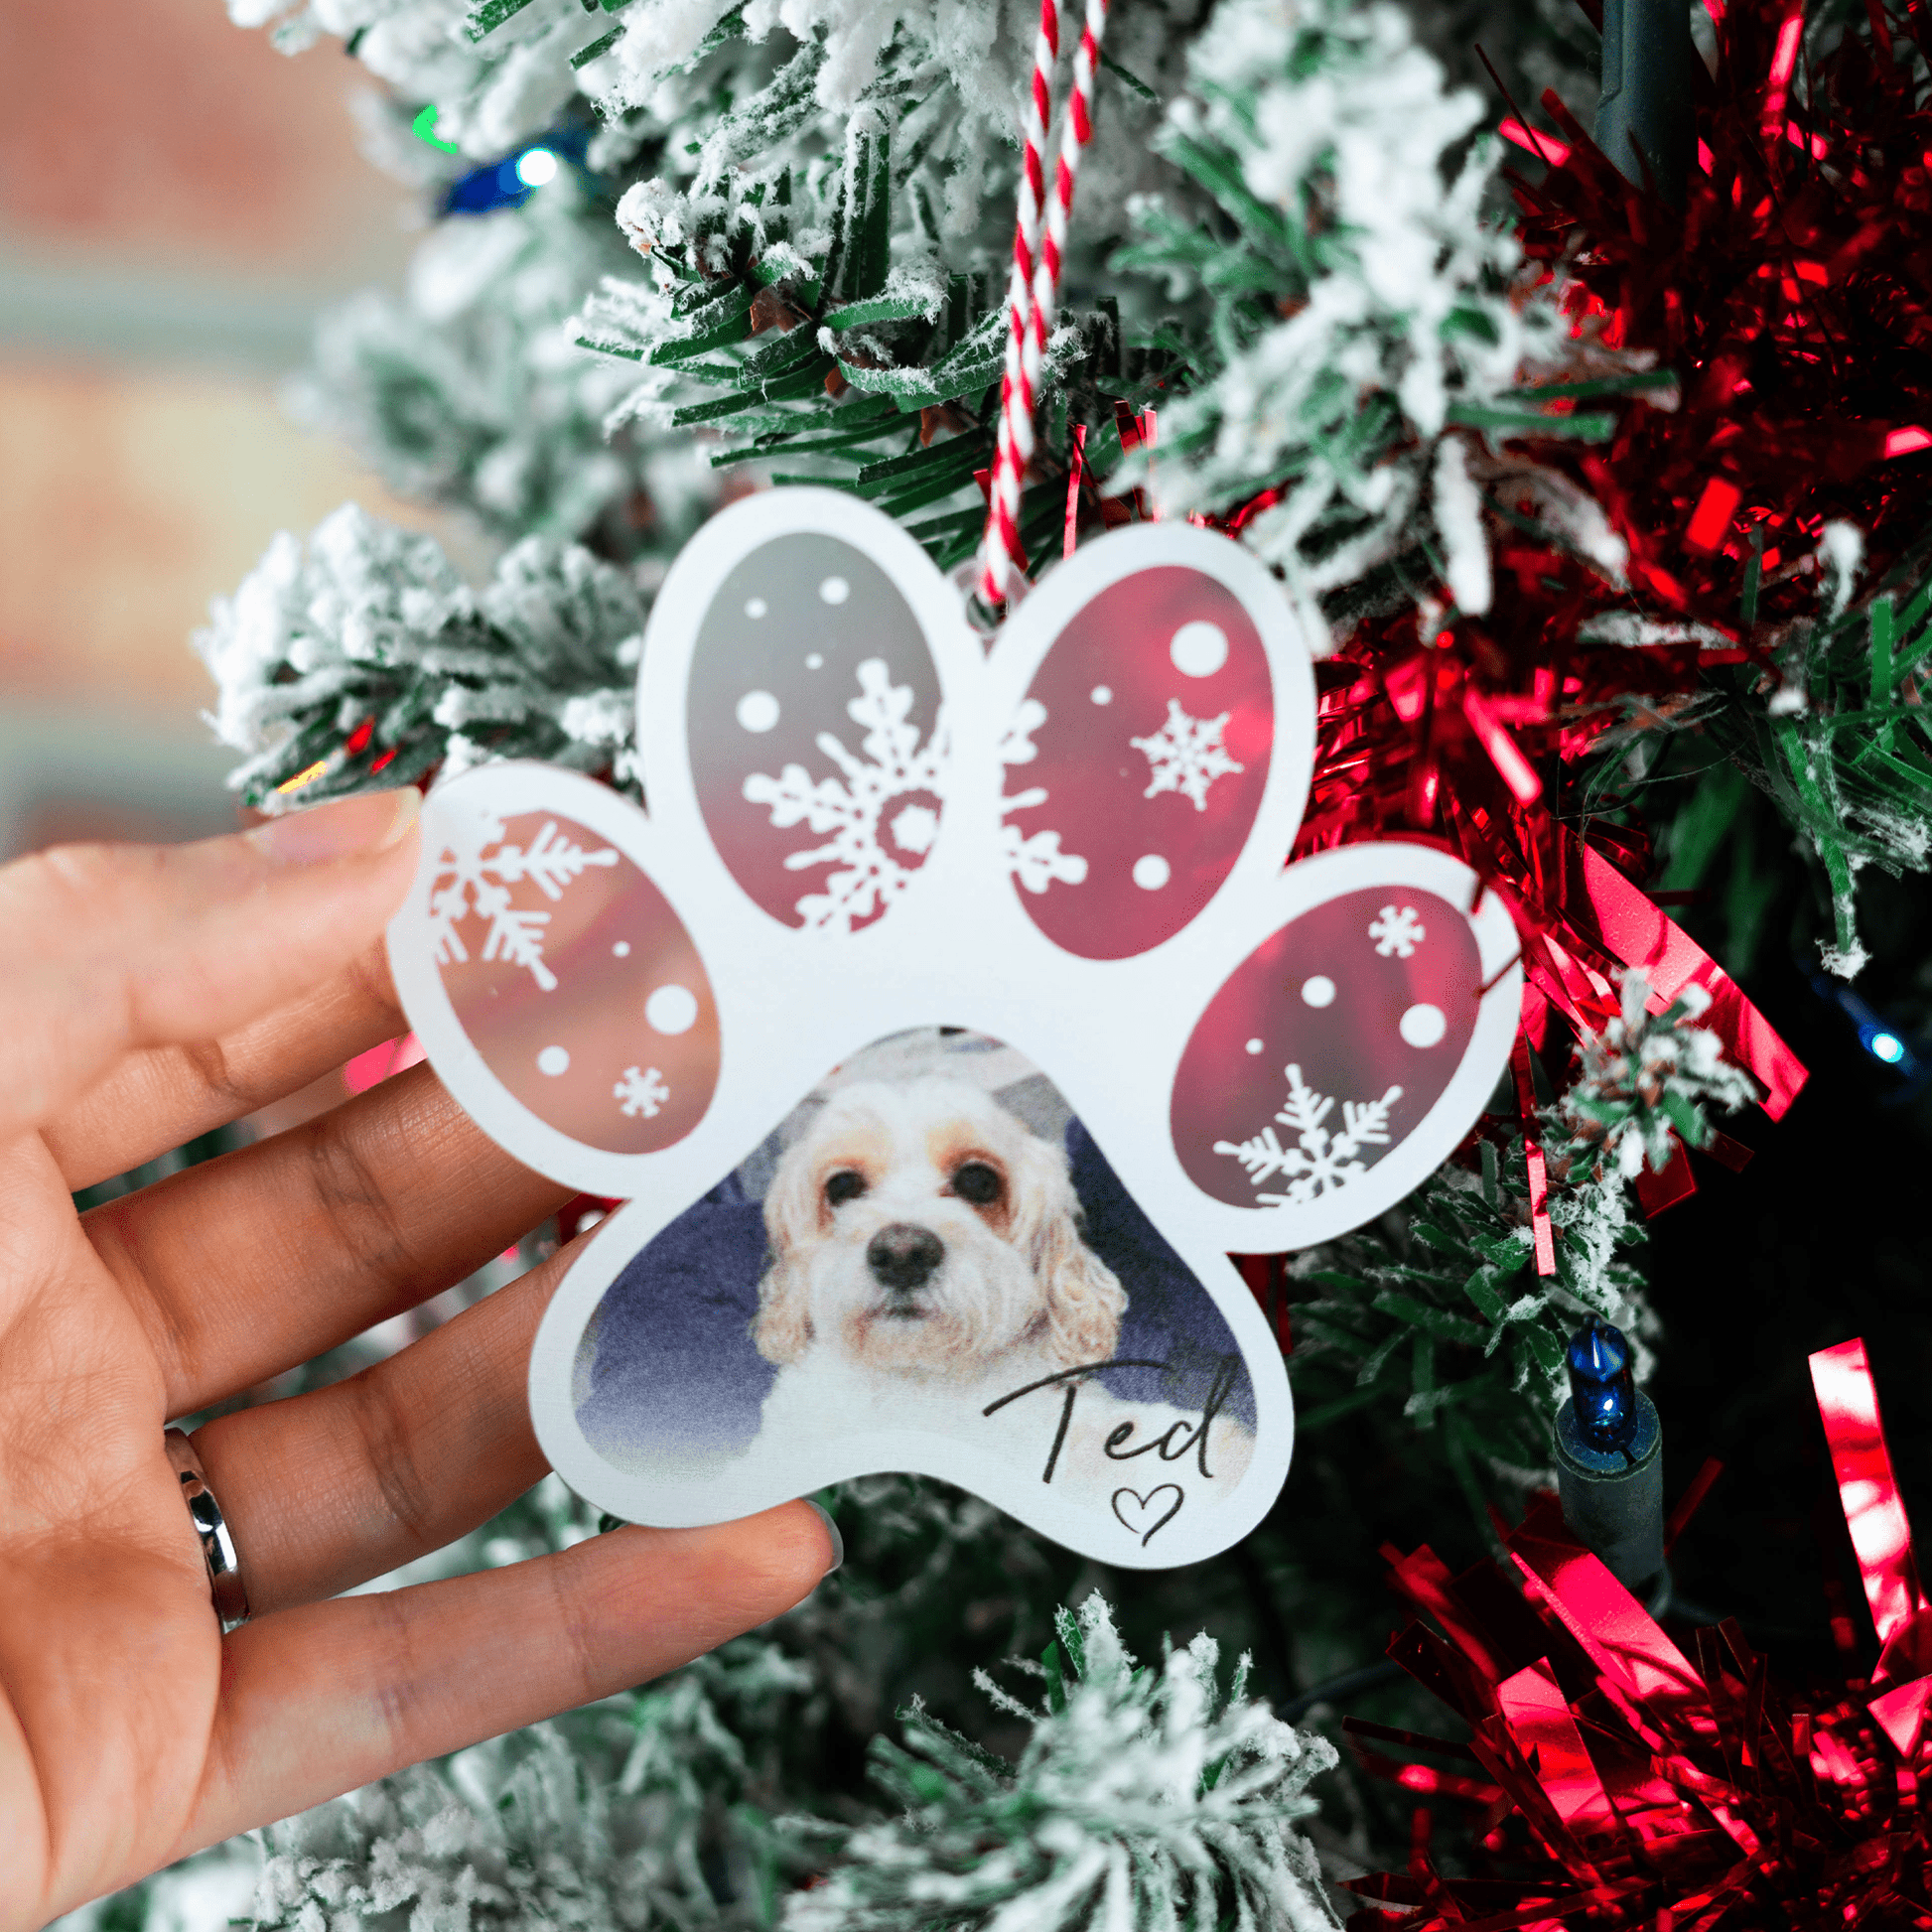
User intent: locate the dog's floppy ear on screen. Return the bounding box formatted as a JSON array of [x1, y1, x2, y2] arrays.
[[753, 1129, 822, 1365], [1018, 1142, 1126, 1367], [753, 1260, 813, 1365]]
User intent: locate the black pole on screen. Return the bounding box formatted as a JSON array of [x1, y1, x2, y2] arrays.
[[1595, 0, 1695, 206]]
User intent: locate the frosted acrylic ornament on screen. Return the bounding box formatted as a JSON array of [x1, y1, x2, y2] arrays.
[[387, 488, 1522, 1568]]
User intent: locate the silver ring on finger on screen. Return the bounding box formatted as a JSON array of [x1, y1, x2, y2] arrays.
[[164, 1428, 251, 1631]]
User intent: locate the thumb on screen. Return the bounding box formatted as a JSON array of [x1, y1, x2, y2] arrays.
[[0, 788, 422, 1144]]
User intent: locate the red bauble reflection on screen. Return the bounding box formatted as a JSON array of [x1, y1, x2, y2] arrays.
[[1006, 565, 1274, 961], [1172, 887, 1481, 1207], [685, 531, 948, 935], [434, 809, 718, 1154]]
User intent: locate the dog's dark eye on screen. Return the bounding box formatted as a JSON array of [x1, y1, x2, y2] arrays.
[[825, 1171, 867, 1206], [952, 1161, 1003, 1205]]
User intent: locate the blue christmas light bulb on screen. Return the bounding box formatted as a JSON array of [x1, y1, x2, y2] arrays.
[[1567, 1315, 1637, 1452], [1554, 1314, 1665, 1592]]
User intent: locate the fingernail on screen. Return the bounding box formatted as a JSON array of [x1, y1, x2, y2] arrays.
[[806, 1500, 844, 1576], [248, 787, 421, 866]]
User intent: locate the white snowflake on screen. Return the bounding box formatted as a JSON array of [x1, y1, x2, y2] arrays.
[[1368, 903, 1427, 958], [1214, 1064, 1405, 1206], [742, 657, 950, 933], [1131, 700, 1245, 811], [615, 1065, 671, 1119], [427, 814, 620, 992], [997, 697, 1089, 895]]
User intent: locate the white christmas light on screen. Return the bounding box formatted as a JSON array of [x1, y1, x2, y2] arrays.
[[515, 147, 560, 188]]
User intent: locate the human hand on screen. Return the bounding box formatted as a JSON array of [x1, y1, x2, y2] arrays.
[[0, 792, 837, 1929]]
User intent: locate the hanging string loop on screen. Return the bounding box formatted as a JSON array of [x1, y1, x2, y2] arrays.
[[978, 0, 1113, 611]]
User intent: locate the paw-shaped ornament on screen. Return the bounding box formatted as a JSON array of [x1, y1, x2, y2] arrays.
[[388, 489, 1521, 1568]]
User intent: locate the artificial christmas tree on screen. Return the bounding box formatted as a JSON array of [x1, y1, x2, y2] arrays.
[[66, 0, 1932, 1921]]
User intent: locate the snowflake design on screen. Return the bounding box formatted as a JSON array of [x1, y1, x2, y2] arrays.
[[615, 1065, 671, 1119], [427, 814, 620, 992], [998, 697, 1088, 895], [1368, 904, 1427, 958], [1213, 1064, 1404, 1206], [1131, 700, 1245, 811], [742, 657, 951, 933], [891, 802, 939, 855]]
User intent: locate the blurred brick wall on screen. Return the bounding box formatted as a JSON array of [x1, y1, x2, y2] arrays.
[[0, 0, 464, 855], [0, 370, 406, 713], [0, 0, 413, 276]]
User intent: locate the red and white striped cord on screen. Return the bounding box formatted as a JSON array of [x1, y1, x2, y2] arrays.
[[978, 0, 1112, 610]]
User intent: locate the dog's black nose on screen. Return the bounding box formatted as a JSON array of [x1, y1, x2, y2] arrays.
[[867, 1222, 944, 1291]]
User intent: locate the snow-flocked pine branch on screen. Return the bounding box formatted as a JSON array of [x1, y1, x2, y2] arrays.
[[1112, 0, 1632, 642], [196, 504, 652, 808], [782, 1594, 1342, 1932]]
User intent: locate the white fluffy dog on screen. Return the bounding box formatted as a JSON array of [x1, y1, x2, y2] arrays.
[[749, 1077, 1252, 1505]]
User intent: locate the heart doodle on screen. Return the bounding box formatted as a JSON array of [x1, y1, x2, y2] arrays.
[[387, 486, 1522, 1569], [1112, 1484, 1186, 1547]]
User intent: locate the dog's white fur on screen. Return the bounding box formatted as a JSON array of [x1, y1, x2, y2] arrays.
[[748, 1077, 1252, 1502]]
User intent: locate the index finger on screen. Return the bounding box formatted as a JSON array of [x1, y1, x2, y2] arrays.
[[0, 790, 421, 1151], [174, 1506, 836, 1867], [44, 935, 404, 1193]]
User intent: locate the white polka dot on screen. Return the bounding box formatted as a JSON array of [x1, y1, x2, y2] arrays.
[[806, 652, 824, 669], [745, 597, 768, 619], [537, 1045, 570, 1076], [613, 941, 630, 957], [646, 983, 699, 1035], [819, 576, 850, 605], [1132, 853, 1171, 891], [1245, 1037, 1265, 1055], [737, 689, 780, 733], [1300, 975, 1336, 1008], [1090, 685, 1113, 705], [1400, 1003, 1448, 1048], [1171, 620, 1229, 678]]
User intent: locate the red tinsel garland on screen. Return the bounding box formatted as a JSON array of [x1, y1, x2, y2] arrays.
[[1348, 1337, 1932, 1929], [1279, 0, 1932, 1235], [1513, 0, 1932, 628]]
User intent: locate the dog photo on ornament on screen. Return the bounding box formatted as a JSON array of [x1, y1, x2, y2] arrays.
[[573, 1027, 1256, 1510]]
